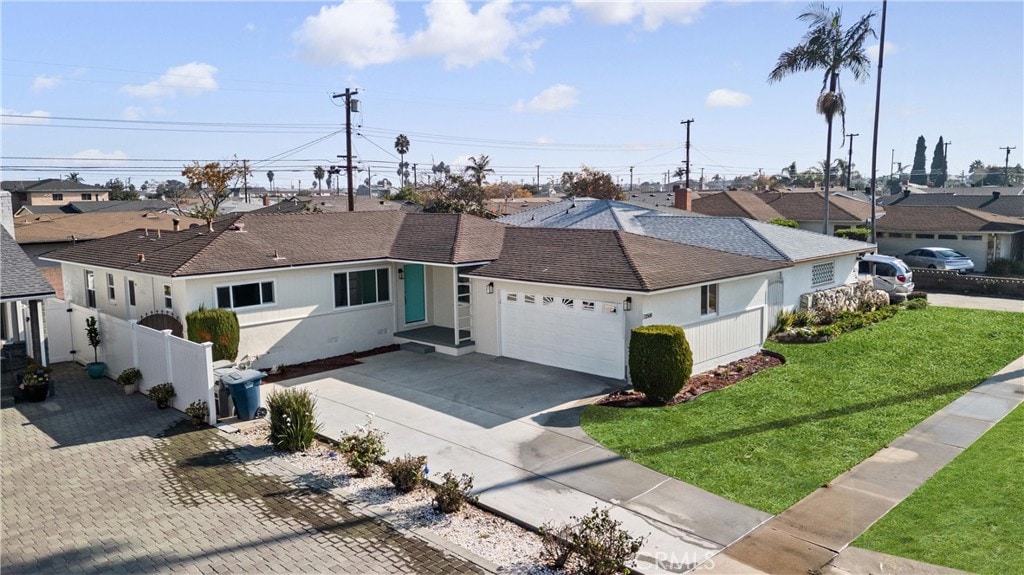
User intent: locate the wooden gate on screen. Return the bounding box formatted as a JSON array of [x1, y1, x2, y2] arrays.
[[138, 312, 184, 338]]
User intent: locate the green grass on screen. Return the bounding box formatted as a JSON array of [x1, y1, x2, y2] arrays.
[[854, 404, 1023, 575], [581, 307, 1024, 514]]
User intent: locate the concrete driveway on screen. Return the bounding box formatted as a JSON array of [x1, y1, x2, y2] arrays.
[[272, 351, 772, 574], [927, 292, 1023, 312]]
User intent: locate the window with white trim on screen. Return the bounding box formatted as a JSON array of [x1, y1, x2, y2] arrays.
[[81, 193, 92, 201], [701, 284, 718, 316], [811, 261, 835, 286], [52, 193, 64, 201], [128, 280, 137, 306], [217, 281, 275, 309], [85, 270, 96, 308], [163, 285, 173, 309], [334, 269, 389, 308], [106, 273, 116, 301]]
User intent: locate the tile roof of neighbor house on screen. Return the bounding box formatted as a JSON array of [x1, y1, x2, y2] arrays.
[[1, 227, 56, 301], [499, 198, 874, 262], [691, 190, 875, 222], [1, 179, 111, 193], [687, 190, 785, 220], [16, 200, 173, 216], [469, 227, 789, 291], [487, 196, 564, 216], [13, 212, 206, 244], [44, 211, 508, 277], [876, 206, 1024, 232], [876, 191, 1024, 218]]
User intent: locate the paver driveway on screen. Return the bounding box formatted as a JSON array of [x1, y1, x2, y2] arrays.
[[1, 362, 485, 575]]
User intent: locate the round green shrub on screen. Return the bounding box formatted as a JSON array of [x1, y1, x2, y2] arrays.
[[186, 307, 240, 362], [628, 325, 693, 404]]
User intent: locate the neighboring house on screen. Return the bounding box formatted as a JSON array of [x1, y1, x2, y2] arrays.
[[499, 197, 876, 337], [45, 207, 871, 380], [14, 211, 205, 268], [1, 227, 56, 364], [690, 190, 876, 234], [487, 196, 563, 217], [875, 205, 1024, 271], [13, 199, 173, 217], [876, 189, 1024, 219], [2, 179, 111, 212]]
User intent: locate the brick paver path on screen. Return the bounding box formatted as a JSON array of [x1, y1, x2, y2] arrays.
[[1, 363, 484, 574]]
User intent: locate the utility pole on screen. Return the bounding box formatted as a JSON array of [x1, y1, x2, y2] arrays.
[[413, 163, 418, 189], [629, 166, 634, 192], [845, 133, 859, 190], [536, 165, 540, 190], [680, 119, 694, 189], [889, 149, 895, 180], [332, 88, 360, 211], [1000, 146, 1016, 186], [867, 0, 888, 243], [242, 159, 249, 203]]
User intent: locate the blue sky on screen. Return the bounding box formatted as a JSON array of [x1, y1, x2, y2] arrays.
[[2, 1, 1022, 191]]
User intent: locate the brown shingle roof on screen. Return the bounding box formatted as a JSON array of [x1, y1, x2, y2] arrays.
[[762, 191, 873, 222], [14, 212, 205, 244], [876, 206, 1024, 232], [469, 228, 788, 292], [690, 191, 785, 220]]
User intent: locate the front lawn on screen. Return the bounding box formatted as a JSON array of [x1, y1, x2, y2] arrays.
[[581, 307, 1024, 513], [853, 404, 1023, 575]]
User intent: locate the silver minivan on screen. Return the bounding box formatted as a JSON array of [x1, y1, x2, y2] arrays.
[[858, 254, 915, 294]]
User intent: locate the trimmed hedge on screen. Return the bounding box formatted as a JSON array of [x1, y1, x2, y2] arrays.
[[834, 227, 871, 242], [628, 325, 693, 404], [769, 218, 799, 229], [186, 307, 240, 362]]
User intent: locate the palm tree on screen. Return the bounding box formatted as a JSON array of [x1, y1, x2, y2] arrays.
[[768, 3, 875, 234], [313, 165, 325, 192], [672, 167, 686, 181], [394, 134, 410, 186], [464, 155, 494, 188], [266, 170, 274, 192], [67, 172, 82, 183]]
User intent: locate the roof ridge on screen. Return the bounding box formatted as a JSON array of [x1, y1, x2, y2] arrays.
[[614, 231, 652, 291], [738, 218, 791, 261], [170, 213, 244, 276]]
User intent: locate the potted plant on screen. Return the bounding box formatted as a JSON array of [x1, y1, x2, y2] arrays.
[[116, 367, 142, 395], [185, 400, 209, 426], [20, 364, 52, 403], [85, 316, 106, 379], [148, 382, 175, 409]]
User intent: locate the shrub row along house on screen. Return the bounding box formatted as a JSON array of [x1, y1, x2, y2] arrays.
[[44, 206, 875, 380]]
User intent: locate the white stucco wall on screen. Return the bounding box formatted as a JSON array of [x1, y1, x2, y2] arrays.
[[429, 266, 455, 329], [781, 254, 861, 312]]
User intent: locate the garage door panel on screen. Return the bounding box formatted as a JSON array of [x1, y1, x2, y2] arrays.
[[500, 290, 625, 378]]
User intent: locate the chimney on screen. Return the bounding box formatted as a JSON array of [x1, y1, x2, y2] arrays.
[[903, 188, 911, 198], [172, 218, 181, 231], [673, 184, 692, 211], [262, 194, 270, 207], [993, 190, 1001, 199], [137, 253, 145, 263]]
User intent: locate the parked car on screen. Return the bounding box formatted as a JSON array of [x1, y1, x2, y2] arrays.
[[858, 254, 915, 294], [902, 247, 975, 273]]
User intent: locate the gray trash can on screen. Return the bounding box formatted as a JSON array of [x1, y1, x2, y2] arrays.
[[212, 361, 237, 419], [221, 369, 265, 421]]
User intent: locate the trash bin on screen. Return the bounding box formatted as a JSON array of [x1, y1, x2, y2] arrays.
[[220, 369, 265, 421], [212, 361, 237, 419]]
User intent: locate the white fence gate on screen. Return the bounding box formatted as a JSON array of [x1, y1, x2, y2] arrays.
[[49, 301, 215, 425]]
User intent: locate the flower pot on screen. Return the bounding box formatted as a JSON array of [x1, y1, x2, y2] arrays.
[[123, 383, 138, 395], [23, 383, 50, 403], [156, 400, 170, 409], [86, 362, 106, 379]]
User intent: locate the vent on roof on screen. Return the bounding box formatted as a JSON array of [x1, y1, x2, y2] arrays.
[[137, 253, 145, 263], [229, 222, 246, 232], [272, 250, 285, 261], [143, 212, 159, 219]]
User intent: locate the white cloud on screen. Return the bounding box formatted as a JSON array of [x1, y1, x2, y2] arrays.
[[295, 0, 566, 70], [1, 108, 52, 125], [526, 84, 579, 112], [408, 1, 520, 69], [32, 75, 62, 92], [294, 0, 403, 68], [705, 88, 751, 108], [867, 41, 899, 61], [69, 149, 130, 167], [121, 62, 218, 98], [573, 0, 705, 30], [121, 106, 145, 121]]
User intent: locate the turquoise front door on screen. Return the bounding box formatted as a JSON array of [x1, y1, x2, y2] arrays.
[[403, 264, 426, 324]]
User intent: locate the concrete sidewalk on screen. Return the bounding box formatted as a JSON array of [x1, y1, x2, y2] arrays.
[[696, 355, 1023, 574], [928, 292, 1022, 312], [274, 351, 771, 574]]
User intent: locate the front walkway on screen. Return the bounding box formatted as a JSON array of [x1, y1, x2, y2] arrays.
[[270, 351, 773, 574], [696, 355, 1023, 574], [1, 362, 488, 575]]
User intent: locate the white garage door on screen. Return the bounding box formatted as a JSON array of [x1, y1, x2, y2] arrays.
[[500, 290, 625, 379]]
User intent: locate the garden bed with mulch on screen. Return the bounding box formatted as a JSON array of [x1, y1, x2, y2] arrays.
[[261, 344, 401, 383], [597, 350, 785, 408]]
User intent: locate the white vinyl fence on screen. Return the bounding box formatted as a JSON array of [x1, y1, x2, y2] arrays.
[[53, 302, 215, 425]]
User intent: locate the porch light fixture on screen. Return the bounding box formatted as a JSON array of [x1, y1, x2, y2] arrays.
[[486, 282, 495, 294], [624, 297, 632, 311], [398, 268, 404, 280]]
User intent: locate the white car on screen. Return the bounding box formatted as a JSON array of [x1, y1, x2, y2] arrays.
[[902, 247, 975, 273], [858, 254, 915, 294]]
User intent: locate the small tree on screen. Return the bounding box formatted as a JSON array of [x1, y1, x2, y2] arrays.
[[910, 136, 928, 185], [628, 325, 693, 404], [565, 166, 622, 200], [929, 136, 946, 188], [85, 316, 102, 364], [180, 160, 245, 229]]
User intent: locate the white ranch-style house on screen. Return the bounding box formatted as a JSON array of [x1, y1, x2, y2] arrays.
[[44, 208, 875, 380]]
